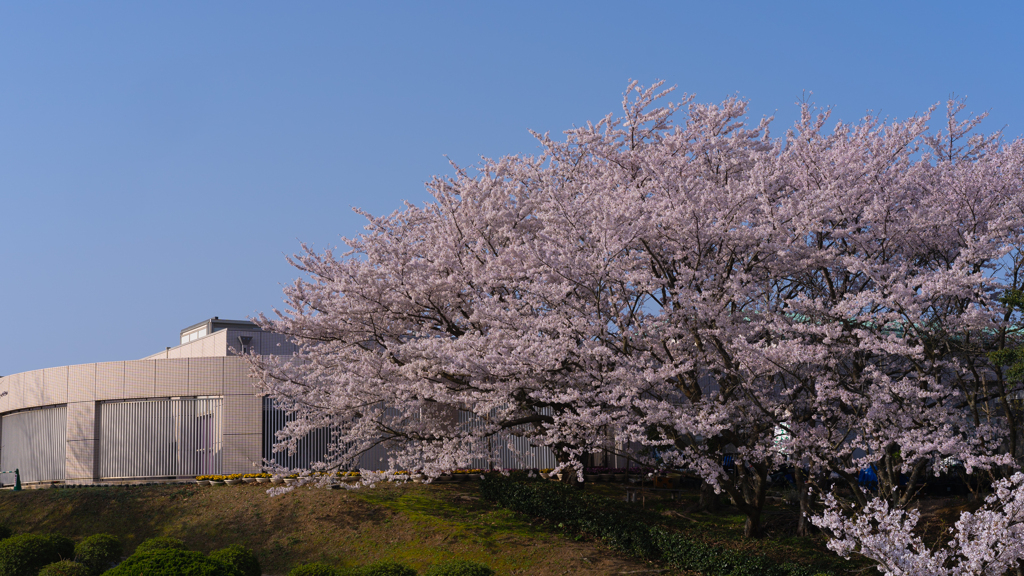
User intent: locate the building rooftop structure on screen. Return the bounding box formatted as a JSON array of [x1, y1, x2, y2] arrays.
[[179, 317, 260, 346]]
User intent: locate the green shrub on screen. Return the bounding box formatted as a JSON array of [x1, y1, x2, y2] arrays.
[[74, 534, 122, 575], [132, 536, 187, 555], [0, 527, 11, 541], [423, 560, 493, 576], [479, 476, 831, 576], [359, 560, 417, 576], [0, 533, 76, 576], [208, 545, 260, 576], [39, 560, 92, 576], [101, 549, 241, 576], [288, 562, 339, 576]]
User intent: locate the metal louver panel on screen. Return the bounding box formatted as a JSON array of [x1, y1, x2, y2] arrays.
[[98, 397, 222, 479], [261, 398, 390, 471], [261, 398, 557, 472], [458, 409, 558, 470], [0, 405, 67, 484]]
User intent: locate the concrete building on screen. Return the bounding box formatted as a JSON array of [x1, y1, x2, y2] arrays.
[[0, 318, 297, 486]]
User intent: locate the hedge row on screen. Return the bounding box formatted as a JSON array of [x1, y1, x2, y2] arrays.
[[0, 534, 75, 576], [103, 548, 242, 576], [0, 530, 256, 576], [75, 534, 123, 575], [0, 525, 491, 576], [479, 475, 831, 576]]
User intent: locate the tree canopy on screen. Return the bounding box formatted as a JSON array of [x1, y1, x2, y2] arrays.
[[254, 82, 1024, 547]]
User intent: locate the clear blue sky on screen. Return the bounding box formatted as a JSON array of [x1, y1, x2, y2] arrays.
[[2, 1, 1023, 376]]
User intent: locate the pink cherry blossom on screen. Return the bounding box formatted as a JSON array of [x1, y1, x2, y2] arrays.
[[252, 82, 1024, 545]]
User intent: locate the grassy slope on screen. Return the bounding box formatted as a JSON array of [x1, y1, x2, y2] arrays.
[[0, 479, 905, 575], [578, 484, 861, 572], [0, 482, 654, 576]]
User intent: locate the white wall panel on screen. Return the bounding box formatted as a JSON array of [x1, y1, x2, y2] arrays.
[[98, 397, 222, 478], [155, 330, 228, 360], [1, 405, 67, 484], [198, 335, 214, 357], [211, 330, 228, 356], [260, 400, 556, 472]]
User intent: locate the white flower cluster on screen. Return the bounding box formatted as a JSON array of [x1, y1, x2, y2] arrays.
[[812, 473, 1024, 575]]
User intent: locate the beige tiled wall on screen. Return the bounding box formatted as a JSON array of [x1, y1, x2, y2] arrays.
[[223, 358, 260, 395], [65, 401, 99, 483], [65, 440, 97, 482], [189, 358, 224, 396], [223, 433, 262, 474], [68, 364, 97, 403], [121, 361, 153, 398], [224, 394, 262, 436], [66, 402, 97, 442], [155, 359, 188, 398], [96, 362, 127, 400], [1, 374, 18, 412], [42, 367, 68, 405], [22, 371, 44, 409]]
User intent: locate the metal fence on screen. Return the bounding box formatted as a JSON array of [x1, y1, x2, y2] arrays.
[[0, 405, 67, 484], [98, 397, 222, 478]]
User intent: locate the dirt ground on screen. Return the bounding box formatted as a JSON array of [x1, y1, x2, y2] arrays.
[[0, 481, 667, 575]]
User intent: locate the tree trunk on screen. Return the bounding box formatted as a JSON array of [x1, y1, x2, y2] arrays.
[[557, 466, 584, 489], [698, 480, 720, 512], [723, 461, 768, 538], [744, 510, 763, 538], [794, 467, 814, 537]]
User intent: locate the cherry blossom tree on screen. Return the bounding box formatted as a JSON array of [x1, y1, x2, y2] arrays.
[[253, 83, 1024, 543]]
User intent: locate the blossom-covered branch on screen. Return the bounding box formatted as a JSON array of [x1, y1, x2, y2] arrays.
[[812, 473, 1024, 575], [252, 82, 1024, 539]]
